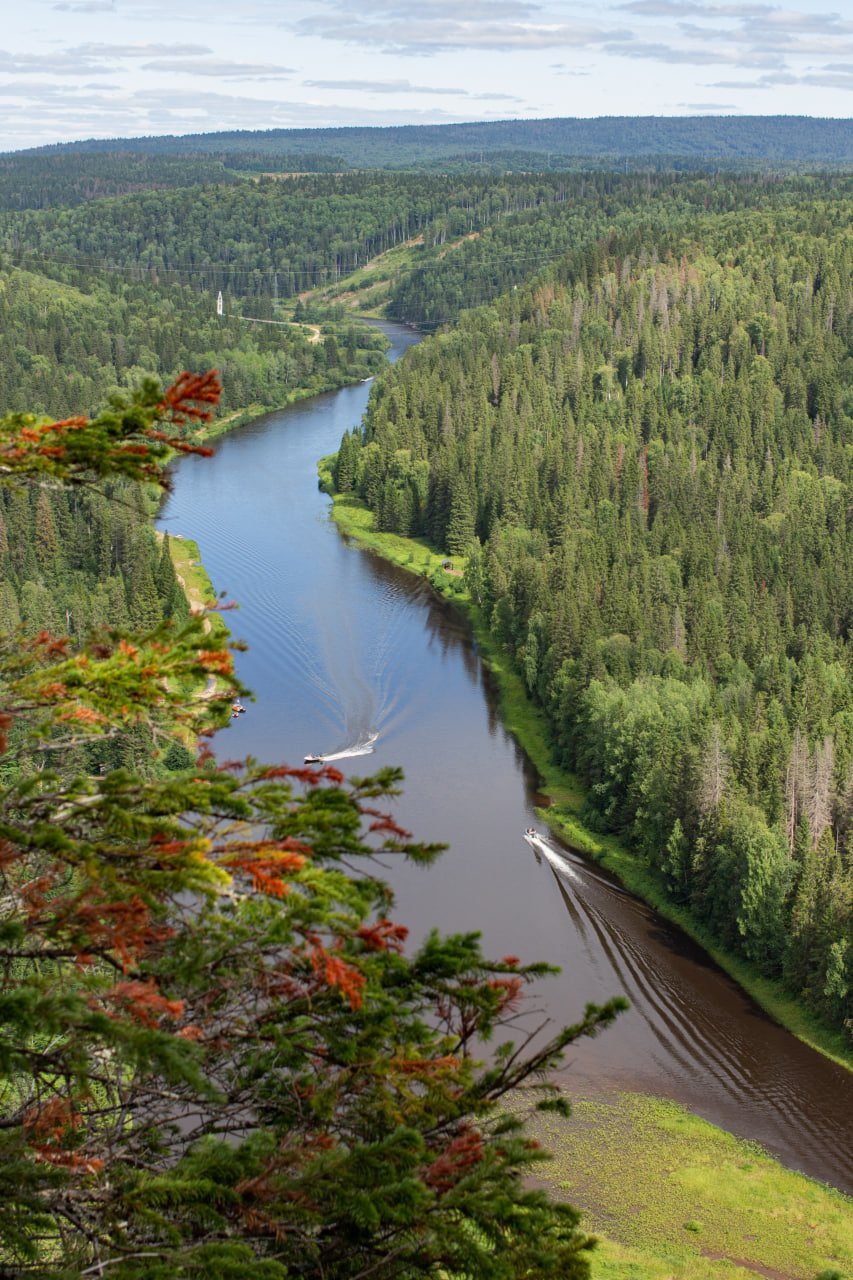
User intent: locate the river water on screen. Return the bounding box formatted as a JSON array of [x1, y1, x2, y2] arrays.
[[157, 321, 853, 1195]]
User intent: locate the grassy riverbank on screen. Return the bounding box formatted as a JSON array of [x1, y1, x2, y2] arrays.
[[328, 491, 853, 1075], [155, 533, 233, 731], [328, 493, 853, 1279], [525, 1090, 852, 1280], [160, 534, 224, 636]]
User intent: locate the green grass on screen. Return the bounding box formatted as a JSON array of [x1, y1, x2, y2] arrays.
[[158, 533, 229, 651], [520, 1091, 853, 1280], [297, 238, 425, 315], [295, 231, 487, 318], [194, 402, 272, 443], [328, 490, 853, 1074]]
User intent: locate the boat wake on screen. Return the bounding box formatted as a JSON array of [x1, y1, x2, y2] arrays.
[[307, 732, 378, 764], [524, 830, 580, 882]]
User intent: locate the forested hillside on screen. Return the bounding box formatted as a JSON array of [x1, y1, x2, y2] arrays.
[[0, 265, 386, 419], [386, 174, 849, 330], [0, 150, 347, 211], [341, 188, 853, 1040], [0, 152, 238, 211], [21, 115, 853, 170], [0, 173, 391, 787], [1, 171, 598, 299]]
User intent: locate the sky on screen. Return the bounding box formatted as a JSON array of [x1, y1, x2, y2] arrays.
[[1, 0, 851, 150]]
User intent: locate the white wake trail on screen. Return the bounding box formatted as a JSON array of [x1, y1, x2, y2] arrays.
[[314, 732, 379, 763], [524, 832, 580, 882]]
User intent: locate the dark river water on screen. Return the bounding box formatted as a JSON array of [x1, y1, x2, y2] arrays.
[[158, 321, 853, 1195]]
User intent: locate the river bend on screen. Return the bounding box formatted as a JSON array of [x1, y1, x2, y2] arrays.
[[157, 322, 853, 1194]]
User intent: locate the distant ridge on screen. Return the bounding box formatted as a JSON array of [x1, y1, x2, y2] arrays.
[[10, 116, 852, 170]]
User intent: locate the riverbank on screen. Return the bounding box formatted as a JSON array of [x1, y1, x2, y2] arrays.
[[522, 1089, 852, 1280], [158, 533, 224, 636], [327, 491, 853, 1076], [155, 532, 233, 727]]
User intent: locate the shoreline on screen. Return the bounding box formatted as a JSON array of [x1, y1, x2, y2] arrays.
[[193, 367, 386, 446], [519, 1086, 852, 1280], [327, 491, 853, 1076], [146, 392, 853, 1276]]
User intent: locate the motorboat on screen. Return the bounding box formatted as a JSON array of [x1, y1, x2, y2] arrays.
[[304, 753, 324, 764]]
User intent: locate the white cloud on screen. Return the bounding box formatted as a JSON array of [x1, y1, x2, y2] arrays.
[[141, 58, 295, 78], [711, 62, 853, 90], [71, 42, 213, 56], [619, 1, 770, 16], [604, 37, 783, 66], [305, 77, 460, 94], [293, 13, 630, 54], [53, 1, 116, 10], [0, 48, 118, 74]]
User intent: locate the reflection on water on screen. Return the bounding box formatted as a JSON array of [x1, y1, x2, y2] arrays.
[[158, 322, 853, 1195]]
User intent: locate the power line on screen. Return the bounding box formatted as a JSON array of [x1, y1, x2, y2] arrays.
[[5, 236, 582, 284]]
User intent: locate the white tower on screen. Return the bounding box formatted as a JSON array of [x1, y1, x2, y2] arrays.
[[216, 290, 223, 317]]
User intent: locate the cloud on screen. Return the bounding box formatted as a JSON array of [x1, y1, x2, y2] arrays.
[[677, 99, 736, 107], [678, 18, 853, 56], [71, 42, 213, 57], [128, 86, 483, 128], [603, 37, 782, 66], [291, 0, 852, 68], [710, 62, 853, 89], [126, 0, 310, 18], [293, 12, 630, 54], [304, 77, 460, 94], [141, 58, 295, 78], [0, 81, 111, 98], [709, 78, 772, 88], [619, 1, 770, 16], [796, 70, 853, 87], [302, 77, 519, 98], [53, 1, 116, 10], [0, 48, 118, 75], [303, 0, 543, 17], [747, 8, 853, 34]]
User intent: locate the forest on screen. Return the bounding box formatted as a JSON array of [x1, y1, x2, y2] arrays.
[[0, 152, 851, 1066], [1, 170, 623, 298], [1, 125, 852, 1276], [0, 152, 239, 211], [0, 265, 387, 419], [337, 181, 853, 1041], [22, 114, 853, 169]]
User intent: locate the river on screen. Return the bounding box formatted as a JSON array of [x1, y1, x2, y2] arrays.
[[157, 320, 853, 1195]]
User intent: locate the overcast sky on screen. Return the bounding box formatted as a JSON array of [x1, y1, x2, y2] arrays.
[[1, 0, 850, 150]]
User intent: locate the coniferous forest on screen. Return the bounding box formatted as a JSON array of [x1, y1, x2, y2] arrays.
[[1, 121, 852, 1275], [340, 186, 853, 1040], [1, 141, 851, 1039]]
